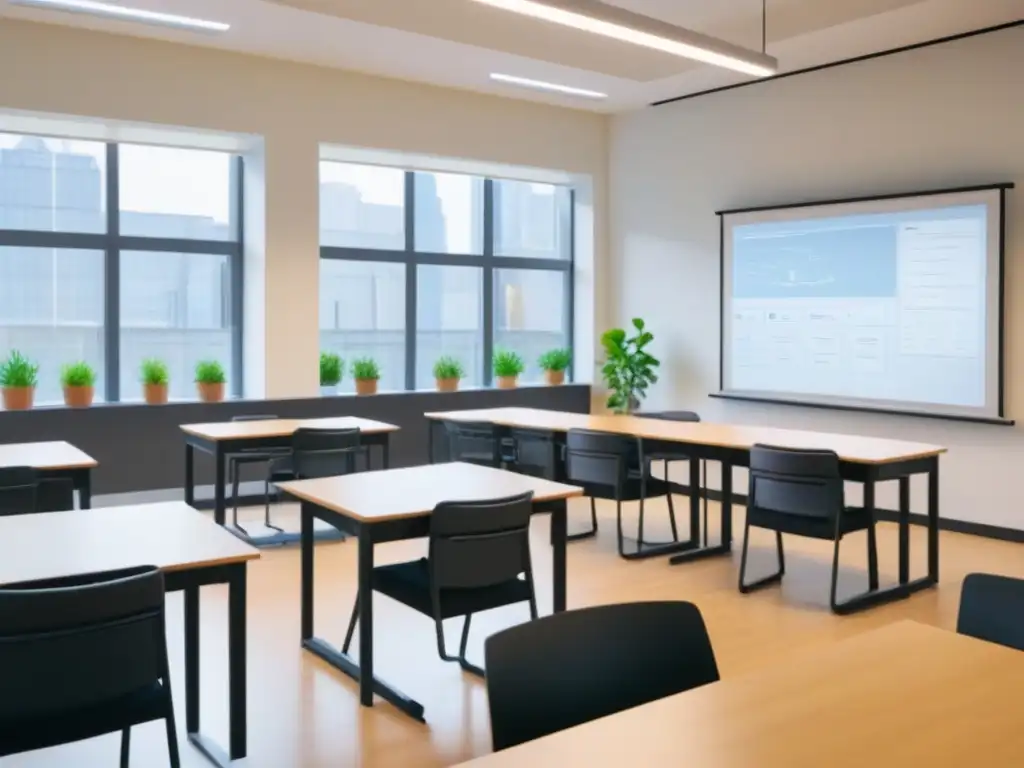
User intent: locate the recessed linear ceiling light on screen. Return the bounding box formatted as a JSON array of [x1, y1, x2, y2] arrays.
[[490, 73, 608, 99], [8, 0, 230, 32], [471, 0, 777, 77]]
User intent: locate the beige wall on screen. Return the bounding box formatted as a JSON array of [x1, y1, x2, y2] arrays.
[[0, 19, 608, 398], [610, 25, 1024, 528]]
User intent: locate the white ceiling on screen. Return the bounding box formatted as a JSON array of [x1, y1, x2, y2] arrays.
[[1, 0, 1021, 112]]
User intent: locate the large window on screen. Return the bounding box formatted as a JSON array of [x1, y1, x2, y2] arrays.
[[319, 162, 573, 390], [0, 133, 242, 403]]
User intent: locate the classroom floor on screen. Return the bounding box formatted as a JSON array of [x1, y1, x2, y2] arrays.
[[7, 495, 1018, 768]]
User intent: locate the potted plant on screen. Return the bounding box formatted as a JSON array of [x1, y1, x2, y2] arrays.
[[141, 358, 170, 405], [493, 349, 525, 389], [320, 351, 343, 396], [601, 318, 660, 413], [538, 348, 571, 386], [195, 360, 226, 403], [433, 356, 464, 392], [61, 361, 96, 408], [351, 357, 380, 396], [0, 350, 38, 411]]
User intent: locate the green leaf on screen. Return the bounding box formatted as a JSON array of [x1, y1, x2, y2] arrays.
[[631, 318, 645, 331]]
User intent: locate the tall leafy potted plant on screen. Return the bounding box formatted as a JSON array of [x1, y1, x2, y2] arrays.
[[538, 348, 571, 386], [493, 349, 525, 389], [0, 350, 38, 411], [141, 358, 170, 405], [601, 318, 660, 413], [195, 360, 226, 403], [320, 351, 343, 396], [351, 357, 380, 396], [61, 361, 96, 408], [433, 356, 463, 392]]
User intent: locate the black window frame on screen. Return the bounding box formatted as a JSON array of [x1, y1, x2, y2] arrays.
[[319, 169, 575, 389], [0, 137, 245, 402]]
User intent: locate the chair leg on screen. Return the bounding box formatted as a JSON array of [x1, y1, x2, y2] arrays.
[[867, 521, 879, 591], [433, 615, 485, 677], [637, 494, 646, 546], [120, 728, 130, 768], [342, 597, 359, 654], [739, 523, 785, 594], [567, 496, 599, 541], [616, 500, 626, 556], [665, 481, 679, 542], [229, 461, 248, 535], [701, 460, 708, 547], [829, 535, 844, 611], [164, 706, 181, 768], [263, 476, 285, 533]]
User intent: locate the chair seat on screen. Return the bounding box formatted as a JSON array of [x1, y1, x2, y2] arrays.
[[373, 558, 532, 620], [748, 505, 873, 540], [0, 681, 169, 758]]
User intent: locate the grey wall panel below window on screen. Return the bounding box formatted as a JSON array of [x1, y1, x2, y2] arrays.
[[0, 385, 590, 495]]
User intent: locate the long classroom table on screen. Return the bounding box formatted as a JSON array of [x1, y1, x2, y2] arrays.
[[0, 440, 96, 509], [455, 620, 1024, 768], [426, 407, 946, 612], [0, 501, 259, 768], [180, 416, 398, 546]]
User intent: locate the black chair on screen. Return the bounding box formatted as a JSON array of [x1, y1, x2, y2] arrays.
[[740, 444, 878, 613], [563, 429, 677, 557], [957, 573, 1024, 652], [639, 410, 707, 544], [0, 467, 74, 516], [227, 414, 291, 534], [341, 492, 537, 677], [484, 601, 719, 751], [270, 426, 366, 480], [442, 420, 514, 468], [0, 565, 179, 767], [506, 428, 559, 480]]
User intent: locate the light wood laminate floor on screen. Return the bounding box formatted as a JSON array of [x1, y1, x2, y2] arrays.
[[6, 496, 1018, 768]]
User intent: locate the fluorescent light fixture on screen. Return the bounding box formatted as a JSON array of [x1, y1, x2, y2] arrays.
[[490, 73, 607, 99], [471, 0, 777, 77], [9, 0, 230, 32]]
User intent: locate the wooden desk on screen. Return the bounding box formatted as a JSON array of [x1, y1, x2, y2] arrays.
[[0, 502, 259, 768], [427, 408, 946, 613], [180, 417, 399, 545], [0, 440, 97, 508], [457, 620, 1024, 767], [277, 462, 583, 722]]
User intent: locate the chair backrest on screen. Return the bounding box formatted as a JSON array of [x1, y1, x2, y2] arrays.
[[640, 410, 701, 423], [957, 573, 1024, 652], [231, 414, 278, 422], [443, 421, 503, 466], [0, 565, 168, 721], [748, 444, 843, 522], [508, 429, 558, 479], [485, 601, 720, 751], [564, 429, 637, 490], [291, 427, 362, 478], [0, 466, 37, 517], [429, 491, 534, 591]]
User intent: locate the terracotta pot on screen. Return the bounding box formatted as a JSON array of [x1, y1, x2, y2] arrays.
[[63, 385, 94, 408], [544, 369, 566, 386], [197, 382, 225, 403], [144, 383, 169, 405], [1, 386, 34, 411], [436, 377, 460, 393], [355, 378, 378, 396], [496, 375, 519, 390]]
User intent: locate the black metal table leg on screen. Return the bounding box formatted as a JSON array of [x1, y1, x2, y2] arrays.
[[300, 510, 424, 721], [77, 468, 92, 509], [214, 444, 226, 527], [184, 442, 195, 507], [184, 586, 200, 736], [669, 460, 734, 565], [382, 433, 390, 470], [928, 458, 940, 583], [227, 565, 247, 759], [551, 499, 567, 613], [898, 476, 910, 585]]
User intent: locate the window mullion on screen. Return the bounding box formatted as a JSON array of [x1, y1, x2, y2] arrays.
[[104, 143, 120, 403]]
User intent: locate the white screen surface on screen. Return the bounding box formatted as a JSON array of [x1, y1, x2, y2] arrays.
[[721, 189, 1004, 419]]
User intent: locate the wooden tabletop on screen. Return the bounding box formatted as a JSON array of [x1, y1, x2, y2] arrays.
[[181, 416, 399, 441], [425, 407, 946, 465], [0, 501, 259, 585], [457, 620, 1024, 768], [277, 461, 583, 522], [0, 440, 97, 470]]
